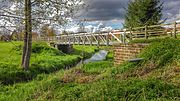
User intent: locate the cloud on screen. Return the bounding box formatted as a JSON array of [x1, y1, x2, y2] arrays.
[[162, 0, 180, 22], [80, 0, 127, 21], [65, 23, 113, 33], [79, 0, 180, 23]]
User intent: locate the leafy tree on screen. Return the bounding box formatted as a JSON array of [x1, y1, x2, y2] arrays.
[[40, 25, 56, 38], [47, 28, 56, 37], [0, 0, 84, 70], [40, 24, 49, 37], [124, 0, 163, 28]]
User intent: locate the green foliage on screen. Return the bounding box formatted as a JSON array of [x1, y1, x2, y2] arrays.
[[40, 25, 57, 37], [73, 78, 179, 101], [0, 55, 81, 85], [12, 42, 64, 55], [125, 0, 163, 28], [1, 76, 178, 101], [106, 49, 114, 60], [72, 45, 98, 59], [130, 38, 164, 44], [109, 38, 180, 82], [0, 39, 179, 100], [110, 62, 138, 76], [140, 38, 180, 67], [31, 42, 64, 55], [81, 61, 113, 74], [0, 42, 96, 85]]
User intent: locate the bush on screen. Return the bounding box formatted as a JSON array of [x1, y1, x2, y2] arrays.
[[32, 42, 64, 55]]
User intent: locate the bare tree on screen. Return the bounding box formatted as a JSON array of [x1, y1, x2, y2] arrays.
[[0, 0, 85, 70]]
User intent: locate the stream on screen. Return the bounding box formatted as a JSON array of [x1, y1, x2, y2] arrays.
[[77, 50, 108, 66]]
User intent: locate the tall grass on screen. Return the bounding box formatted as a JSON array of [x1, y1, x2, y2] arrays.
[[0, 42, 97, 85], [0, 38, 179, 100]]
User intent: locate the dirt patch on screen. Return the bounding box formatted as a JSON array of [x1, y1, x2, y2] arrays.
[[136, 61, 157, 76], [162, 66, 180, 84], [61, 68, 97, 83], [173, 66, 180, 72], [116, 61, 158, 79]]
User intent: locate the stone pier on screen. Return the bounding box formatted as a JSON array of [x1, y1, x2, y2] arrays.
[[114, 43, 149, 65]]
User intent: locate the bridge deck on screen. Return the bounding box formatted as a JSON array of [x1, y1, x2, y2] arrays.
[[36, 22, 180, 45]]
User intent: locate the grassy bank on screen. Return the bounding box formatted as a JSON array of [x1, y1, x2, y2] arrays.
[[0, 42, 97, 85], [0, 38, 179, 100]]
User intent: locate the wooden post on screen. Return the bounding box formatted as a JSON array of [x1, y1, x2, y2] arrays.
[[170, 31, 173, 37], [123, 30, 126, 43], [174, 22, 177, 38], [130, 27, 132, 41], [145, 25, 148, 39], [106, 32, 109, 46]]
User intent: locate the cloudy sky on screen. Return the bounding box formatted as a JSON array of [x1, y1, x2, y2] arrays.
[[78, 0, 180, 29], [1, 0, 180, 32]]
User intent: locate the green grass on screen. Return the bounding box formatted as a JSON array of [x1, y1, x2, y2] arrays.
[[177, 34, 180, 39], [72, 45, 98, 59], [0, 41, 22, 63], [1, 62, 179, 101], [0, 38, 179, 101], [129, 37, 178, 44], [110, 38, 180, 82], [80, 61, 113, 74], [0, 42, 97, 85]]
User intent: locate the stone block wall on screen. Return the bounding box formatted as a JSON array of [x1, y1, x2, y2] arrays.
[[114, 44, 148, 65]]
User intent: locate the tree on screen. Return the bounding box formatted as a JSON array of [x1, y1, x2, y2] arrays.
[[40, 25, 56, 37], [47, 27, 56, 37], [0, 0, 84, 70], [40, 24, 49, 37], [124, 0, 163, 28], [21, 0, 32, 70]]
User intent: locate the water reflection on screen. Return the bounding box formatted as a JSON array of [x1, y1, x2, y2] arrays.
[[84, 50, 108, 63]]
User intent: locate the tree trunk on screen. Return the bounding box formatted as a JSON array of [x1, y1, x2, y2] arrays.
[[21, 0, 32, 70]]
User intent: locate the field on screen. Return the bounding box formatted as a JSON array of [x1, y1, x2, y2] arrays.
[[0, 42, 97, 85], [0, 38, 180, 101]]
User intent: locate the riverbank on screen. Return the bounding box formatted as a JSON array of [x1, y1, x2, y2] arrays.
[[0, 42, 98, 85], [0, 38, 179, 100]]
